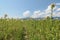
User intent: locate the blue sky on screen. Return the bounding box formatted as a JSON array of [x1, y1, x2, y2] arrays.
[[0, 0, 60, 18]]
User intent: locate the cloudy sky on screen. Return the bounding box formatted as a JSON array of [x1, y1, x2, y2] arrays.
[[0, 0, 60, 18]]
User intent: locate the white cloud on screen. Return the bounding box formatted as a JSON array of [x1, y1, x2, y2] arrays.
[[56, 3, 60, 5], [22, 3, 60, 18], [23, 10, 30, 17], [45, 5, 51, 14], [56, 8, 60, 11], [53, 12, 60, 17], [31, 10, 41, 18], [31, 7, 55, 18]]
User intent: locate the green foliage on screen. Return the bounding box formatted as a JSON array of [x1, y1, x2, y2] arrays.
[[0, 19, 60, 40]]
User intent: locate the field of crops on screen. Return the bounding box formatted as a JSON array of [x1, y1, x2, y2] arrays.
[[0, 18, 60, 40]]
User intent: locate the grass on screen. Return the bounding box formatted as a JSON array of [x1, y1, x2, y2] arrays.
[[0, 18, 60, 40]]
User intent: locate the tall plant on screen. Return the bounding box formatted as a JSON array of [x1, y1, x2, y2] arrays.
[[51, 3, 55, 19]]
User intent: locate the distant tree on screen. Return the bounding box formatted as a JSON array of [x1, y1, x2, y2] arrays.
[[4, 14, 8, 19], [46, 16, 50, 19]]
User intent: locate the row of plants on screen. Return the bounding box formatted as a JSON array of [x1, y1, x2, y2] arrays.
[[0, 18, 60, 40]]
